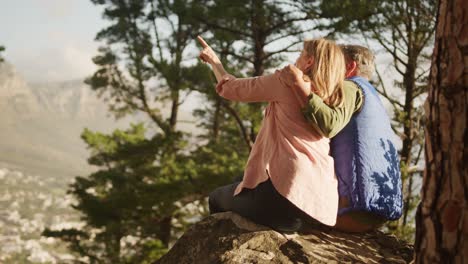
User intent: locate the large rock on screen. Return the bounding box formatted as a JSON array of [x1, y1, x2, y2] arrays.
[[156, 212, 414, 264]]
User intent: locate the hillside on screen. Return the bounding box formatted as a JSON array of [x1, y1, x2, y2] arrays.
[[0, 61, 199, 262], [0, 62, 153, 177]]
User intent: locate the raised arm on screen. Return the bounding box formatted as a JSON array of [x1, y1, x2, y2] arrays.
[[198, 36, 294, 103], [197, 36, 227, 82]]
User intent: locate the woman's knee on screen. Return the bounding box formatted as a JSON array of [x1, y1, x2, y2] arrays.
[[208, 189, 223, 214], [208, 183, 239, 214]]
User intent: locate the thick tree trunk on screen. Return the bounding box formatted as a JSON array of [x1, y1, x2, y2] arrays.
[[414, 0, 467, 263]]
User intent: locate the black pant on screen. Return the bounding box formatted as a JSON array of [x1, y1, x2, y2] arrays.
[[208, 179, 307, 230]]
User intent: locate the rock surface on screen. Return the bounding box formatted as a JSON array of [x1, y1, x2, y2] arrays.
[[156, 212, 414, 264]]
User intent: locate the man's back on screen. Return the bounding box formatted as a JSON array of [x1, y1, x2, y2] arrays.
[[332, 76, 403, 222]]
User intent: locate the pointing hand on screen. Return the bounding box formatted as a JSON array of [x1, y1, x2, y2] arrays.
[[197, 35, 221, 65]]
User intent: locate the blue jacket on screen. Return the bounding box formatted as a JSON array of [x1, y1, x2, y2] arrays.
[[331, 76, 403, 220]]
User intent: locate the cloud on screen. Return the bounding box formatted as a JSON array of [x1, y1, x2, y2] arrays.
[[0, 1, 104, 83], [12, 43, 97, 83], [33, 0, 75, 19]]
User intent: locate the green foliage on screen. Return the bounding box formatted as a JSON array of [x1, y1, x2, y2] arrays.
[[0, 46, 5, 62], [138, 240, 169, 264], [44, 123, 214, 262], [45, 0, 259, 260], [319, 0, 379, 34], [43, 0, 434, 261]]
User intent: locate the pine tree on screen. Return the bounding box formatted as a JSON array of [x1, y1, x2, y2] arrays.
[[43, 0, 324, 261], [414, 0, 467, 262], [43, 0, 210, 262]]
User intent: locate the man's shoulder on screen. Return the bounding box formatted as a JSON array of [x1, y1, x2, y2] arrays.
[[344, 79, 360, 91]]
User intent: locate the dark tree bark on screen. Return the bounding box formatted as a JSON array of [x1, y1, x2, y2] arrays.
[[414, 0, 467, 262]]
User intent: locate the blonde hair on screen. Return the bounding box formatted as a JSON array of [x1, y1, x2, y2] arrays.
[[302, 39, 346, 107]]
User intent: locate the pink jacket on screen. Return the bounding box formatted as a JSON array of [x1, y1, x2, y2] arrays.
[[216, 69, 338, 226]]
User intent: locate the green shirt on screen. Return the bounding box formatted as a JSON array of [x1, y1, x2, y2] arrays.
[[301, 81, 363, 138]]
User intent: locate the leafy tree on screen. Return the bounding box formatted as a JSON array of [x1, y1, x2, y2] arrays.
[[321, 0, 437, 241], [43, 0, 211, 261], [44, 124, 192, 263], [414, 0, 467, 262]]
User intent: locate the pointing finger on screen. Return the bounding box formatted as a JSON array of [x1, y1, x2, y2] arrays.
[[197, 35, 209, 48]]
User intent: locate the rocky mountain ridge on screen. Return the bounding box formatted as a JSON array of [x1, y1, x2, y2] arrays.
[[0, 62, 144, 177]]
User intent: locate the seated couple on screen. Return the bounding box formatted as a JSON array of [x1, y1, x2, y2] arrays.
[[197, 36, 402, 233]]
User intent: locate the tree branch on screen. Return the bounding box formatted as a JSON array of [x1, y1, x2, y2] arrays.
[[265, 16, 312, 35], [196, 16, 251, 37], [265, 27, 315, 45], [211, 48, 254, 63], [150, 0, 164, 63], [219, 100, 253, 151], [375, 67, 404, 108], [381, 12, 408, 47], [264, 40, 303, 59], [370, 27, 408, 67]]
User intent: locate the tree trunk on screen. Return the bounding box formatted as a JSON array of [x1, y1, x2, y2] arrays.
[[401, 58, 416, 227], [414, 0, 467, 262], [169, 90, 179, 132], [213, 97, 221, 140], [251, 0, 266, 77], [159, 216, 173, 247]]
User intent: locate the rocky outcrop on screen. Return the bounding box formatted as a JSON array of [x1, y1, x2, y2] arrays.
[[157, 212, 414, 264]]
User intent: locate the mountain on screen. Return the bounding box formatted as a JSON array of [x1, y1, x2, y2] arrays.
[[0, 61, 199, 263], [0, 61, 204, 178], [0, 62, 130, 177]]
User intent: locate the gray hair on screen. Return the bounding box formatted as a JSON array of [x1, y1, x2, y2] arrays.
[[340, 45, 375, 79]]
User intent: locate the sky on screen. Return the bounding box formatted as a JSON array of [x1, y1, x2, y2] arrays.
[[0, 1, 397, 88], [0, 0, 302, 83], [0, 0, 106, 82]]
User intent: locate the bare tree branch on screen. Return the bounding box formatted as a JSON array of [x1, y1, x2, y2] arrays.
[[265, 16, 312, 35], [370, 27, 408, 67], [211, 48, 254, 63], [375, 67, 405, 108], [196, 17, 251, 37], [150, 0, 164, 63], [381, 12, 408, 46], [264, 40, 303, 59], [220, 100, 253, 151], [265, 27, 315, 45]]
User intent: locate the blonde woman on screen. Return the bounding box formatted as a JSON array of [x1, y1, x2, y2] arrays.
[[198, 36, 346, 232]]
